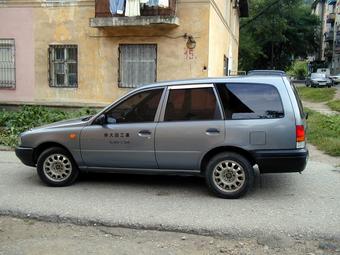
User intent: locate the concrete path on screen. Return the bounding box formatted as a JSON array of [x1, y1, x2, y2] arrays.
[[0, 150, 340, 239], [302, 100, 337, 115]]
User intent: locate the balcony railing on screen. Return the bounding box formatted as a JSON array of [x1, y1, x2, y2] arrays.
[[327, 13, 335, 23], [90, 0, 179, 27]]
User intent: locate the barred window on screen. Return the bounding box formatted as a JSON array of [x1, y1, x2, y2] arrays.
[[49, 45, 78, 88], [0, 39, 15, 89], [119, 44, 157, 88]]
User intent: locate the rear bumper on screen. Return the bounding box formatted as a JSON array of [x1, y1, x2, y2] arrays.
[[15, 147, 35, 167], [252, 148, 308, 173]]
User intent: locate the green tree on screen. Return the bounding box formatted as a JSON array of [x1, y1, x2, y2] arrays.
[[286, 60, 308, 79], [239, 0, 320, 71]]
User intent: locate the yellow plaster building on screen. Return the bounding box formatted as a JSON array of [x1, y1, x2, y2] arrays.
[[0, 0, 248, 106]]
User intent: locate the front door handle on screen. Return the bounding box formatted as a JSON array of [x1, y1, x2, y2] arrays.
[[138, 130, 152, 138], [206, 128, 220, 135]]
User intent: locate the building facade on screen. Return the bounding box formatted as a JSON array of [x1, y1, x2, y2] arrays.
[[0, 0, 248, 106], [311, 0, 340, 74]]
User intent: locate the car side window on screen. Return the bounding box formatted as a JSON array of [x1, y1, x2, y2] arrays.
[[164, 87, 222, 121], [216, 83, 284, 120], [106, 88, 163, 124]]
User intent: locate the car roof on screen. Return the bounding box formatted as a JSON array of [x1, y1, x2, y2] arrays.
[[138, 76, 285, 90], [247, 70, 286, 76]]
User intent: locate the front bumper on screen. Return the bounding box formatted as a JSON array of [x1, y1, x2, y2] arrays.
[[15, 147, 35, 167], [252, 148, 308, 173]]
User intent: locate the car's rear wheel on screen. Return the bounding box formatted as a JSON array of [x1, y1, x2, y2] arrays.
[[37, 147, 79, 187], [205, 152, 254, 199]]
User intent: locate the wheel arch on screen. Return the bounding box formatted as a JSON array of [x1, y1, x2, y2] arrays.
[[33, 142, 74, 165], [200, 146, 256, 174]]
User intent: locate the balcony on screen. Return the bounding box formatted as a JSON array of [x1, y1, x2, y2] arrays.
[[327, 13, 335, 23], [325, 47, 333, 58], [90, 0, 179, 28], [325, 30, 334, 41], [335, 45, 340, 54]]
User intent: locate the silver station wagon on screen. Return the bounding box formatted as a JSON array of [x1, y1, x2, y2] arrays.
[[16, 76, 308, 198]]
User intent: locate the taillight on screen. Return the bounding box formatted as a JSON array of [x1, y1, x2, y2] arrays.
[[296, 125, 305, 148]]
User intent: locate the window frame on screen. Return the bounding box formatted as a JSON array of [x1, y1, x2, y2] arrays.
[[0, 38, 16, 89], [93, 87, 166, 125], [214, 82, 285, 120], [48, 44, 78, 88], [159, 84, 224, 122], [118, 44, 157, 88]]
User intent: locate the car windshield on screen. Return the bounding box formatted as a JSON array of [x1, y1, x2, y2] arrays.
[[311, 73, 326, 79]]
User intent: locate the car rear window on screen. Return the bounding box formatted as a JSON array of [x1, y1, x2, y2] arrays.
[[216, 83, 284, 120]]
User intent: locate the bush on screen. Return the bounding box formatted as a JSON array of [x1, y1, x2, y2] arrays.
[[0, 106, 98, 147], [287, 60, 308, 80]]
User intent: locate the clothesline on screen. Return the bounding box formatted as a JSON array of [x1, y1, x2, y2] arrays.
[[109, 0, 169, 17]]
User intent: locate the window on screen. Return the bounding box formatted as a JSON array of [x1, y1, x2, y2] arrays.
[[164, 87, 221, 121], [0, 39, 15, 89], [223, 56, 229, 76], [106, 88, 163, 124], [216, 83, 284, 120], [119, 44, 157, 88], [49, 45, 77, 88]]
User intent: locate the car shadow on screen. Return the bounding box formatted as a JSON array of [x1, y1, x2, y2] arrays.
[[77, 170, 300, 199]]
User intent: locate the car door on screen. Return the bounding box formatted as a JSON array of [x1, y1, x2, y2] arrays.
[[155, 84, 225, 170], [80, 87, 164, 169]]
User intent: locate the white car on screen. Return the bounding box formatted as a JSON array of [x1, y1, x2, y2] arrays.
[[330, 73, 340, 84]]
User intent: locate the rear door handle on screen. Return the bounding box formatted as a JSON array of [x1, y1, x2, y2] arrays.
[[206, 128, 220, 135], [138, 130, 152, 137]]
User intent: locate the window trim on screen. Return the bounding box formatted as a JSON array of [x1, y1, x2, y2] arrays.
[[159, 84, 224, 122], [215, 82, 285, 120], [48, 44, 78, 88], [0, 38, 16, 89], [118, 44, 157, 88], [92, 87, 166, 125]]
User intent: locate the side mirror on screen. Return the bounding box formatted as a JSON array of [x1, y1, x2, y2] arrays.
[[93, 114, 106, 125]]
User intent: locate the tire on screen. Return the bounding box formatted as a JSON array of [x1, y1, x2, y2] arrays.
[[36, 147, 79, 187], [205, 152, 254, 199]]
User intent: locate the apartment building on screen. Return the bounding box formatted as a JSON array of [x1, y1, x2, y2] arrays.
[[0, 0, 248, 106]]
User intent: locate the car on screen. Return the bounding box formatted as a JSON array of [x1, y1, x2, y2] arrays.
[[15, 76, 308, 199], [247, 70, 286, 76], [330, 73, 340, 84], [305, 73, 333, 87]]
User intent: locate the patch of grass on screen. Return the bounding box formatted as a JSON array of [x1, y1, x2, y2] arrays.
[[326, 100, 340, 112], [0, 106, 98, 147], [305, 108, 340, 156], [297, 87, 336, 102]]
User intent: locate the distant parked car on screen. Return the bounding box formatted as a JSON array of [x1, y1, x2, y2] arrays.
[[329, 73, 340, 84], [305, 73, 333, 87], [247, 70, 286, 76]]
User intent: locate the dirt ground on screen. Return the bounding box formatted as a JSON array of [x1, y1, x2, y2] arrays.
[[0, 216, 339, 255]]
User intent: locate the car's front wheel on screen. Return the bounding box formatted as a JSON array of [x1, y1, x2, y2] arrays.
[[205, 152, 254, 199], [37, 147, 79, 187]]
